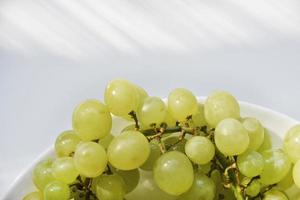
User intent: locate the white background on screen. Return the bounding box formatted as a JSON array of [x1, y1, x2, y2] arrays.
[[1, 0, 300, 198]]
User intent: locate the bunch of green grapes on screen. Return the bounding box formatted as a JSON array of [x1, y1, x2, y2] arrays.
[[23, 80, 300, 200]]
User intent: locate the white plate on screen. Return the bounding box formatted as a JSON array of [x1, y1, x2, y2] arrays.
[[2, 100, 299, 200]]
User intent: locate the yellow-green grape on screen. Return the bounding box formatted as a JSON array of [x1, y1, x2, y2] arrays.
[[210, 169, 222, 197], [140, 142, 161, 171], [73, 142, 107, 177], [215, 118, 249, 156], [293, 160, 300, 188], [135, 85, 149, 109], [242, 118, 264, 150], [177, 173, 216, 200], [72, 99, 112, 141], [263, 190, 288, 200], [258, 129, 272, 153], [98, 133, 114, 149], [204, 91, 240, 127], [55, 130, 81, 157], [153, 151, 194, 195], [107, 130, 150, 170], [23, 191, 43, 200], [32, 159, 55, 190], [278, 166, 294, 190], [95, 174, 125, 200], [198, 162, 212, 174], [185, 136, 215, 165], [163, 109, 177, 127], [245, 179, 261, 197], [113, 168, 140, 193], [104, 79, 139, 117], [167, 88, 198, 121], [121, 124, 136, 132], [237, 151, 264, 177], [52, 157, 79, 184], [125, 171, 177, 200], [192, 103, 207, 127], [260, 149, 291, 185], [138, 96, 167, 127], [163, 136, 187, 152], [43, 181, 70, 200], [284, 125, 300, 163]]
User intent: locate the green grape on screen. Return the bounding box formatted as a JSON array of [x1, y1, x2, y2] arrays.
[[263, 190, 288, 200], [32, 159, 55, 190], [121, 124, 136, 132], [138, 96, 167, 127], [108, 130, 150, 170], [167, 88, 198, 121], [153, 151, 194, 195], [135, 85, 148, 109], [198, 162, 212, 174], [98, 133, 114, 149], [215, 118, 249, 156], [204, 91, 240, 127], [125, 170, 177, 200], [23, 191, 43, 200], [284, 124, 300, 163], [278, 166, 294, 190], [192, 103, 207, 127], [242, 117, 264, 150], [185, 136, 215, 164], [177, 173, 216, 200], [258, 129, 272, 153], [237, 151, 264, 177], [52, 157, 79, 184], [140, 142, 161, 171], [43, 181, 70, 200], [293, 160, 300, 188], [73, 142, 107, 177], [210, 169, 222, 197], [245, 179, 261, 197], [260, 149, 291, 185], [163, 109, 177, 127], [95, 174, 125, 200], [163, 136, 186, 152], [55, 130, 81, 157], [72, 99, 112, 141], [104, 79, 139, 117], [113, 168, 140, 193]]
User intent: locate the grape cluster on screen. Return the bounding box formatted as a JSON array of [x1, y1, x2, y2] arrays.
[[23, 80, 300, 200]]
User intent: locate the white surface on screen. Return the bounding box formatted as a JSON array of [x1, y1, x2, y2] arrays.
[[1, 0, 300, 198], [3, 101, 299, 200]]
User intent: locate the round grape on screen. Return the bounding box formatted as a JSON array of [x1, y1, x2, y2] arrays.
[[177, 173, 216, 200], [153, 151, 194, 195], [73, 142, 107, 177], [258, 129, 272, 153], [52, 157, 79, 184], [163, 136, 186, 153], [192, 103, 207, 127], [245, 179, 261, 197], [72, 99, 112, 141], [113, 168, 140, 193], [284, 124, 300, 163], [260, 149, 291, 185], [43, 181, 70, 200], [185, 136, 215, 165], [32, 159, 55, 190], [263, 190, 288, 200], [140, 142, 161, 171], [104, 79, 139, 117], [237, 151, 264, 177], [242, 117, 264, 150], [204, 91, 240, 127], [168, 88, 198, 121], [98, 133, 114, 149], [107, 130, 150, 170], [55, 130, 81, 157], [95, 174, 125, 200], [215, 118, 249, 156]]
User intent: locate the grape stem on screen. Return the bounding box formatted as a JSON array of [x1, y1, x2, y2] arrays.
[[128, 111, 140, 130]]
